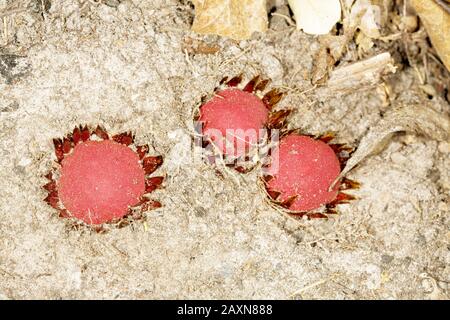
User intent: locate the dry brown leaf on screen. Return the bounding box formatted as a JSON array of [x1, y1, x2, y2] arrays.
[[310, 35, 351, 85], [182, 37, 220, 55], [411, 0, 450, 71], [191, 0, 268, 40], [311, 44, 336, 85], [331, 98, 450, 188]]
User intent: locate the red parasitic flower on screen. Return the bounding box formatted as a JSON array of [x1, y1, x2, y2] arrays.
[[43, 125, 163, 231], [262, 132, 359, 219], [196, 75, 291, 173]]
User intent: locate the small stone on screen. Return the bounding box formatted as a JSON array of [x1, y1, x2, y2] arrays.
[[416, 233, 426, 246], [438, 142, 450, 154], [399, 134, 418, 145], [0, 293, 10, 300], [0, 101, 19, 112], [18, 157, 32, 167], [390, 152, 407, 164], [97, 5, 117, 23], [269, 5, 290, 31], [365, 264, 381, 290], [194, 206, 207, 217], [105, 0, 121, 8], [401, 15, 418, 32], [0, 54, 30, 84], [118, 1, 130, 14], [438, 201, 448, 212], [419, 84, 436, 97]]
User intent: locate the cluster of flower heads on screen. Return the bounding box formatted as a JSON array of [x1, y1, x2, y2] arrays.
[[43, 75, 359, 232], [196, 75, 359, 219]]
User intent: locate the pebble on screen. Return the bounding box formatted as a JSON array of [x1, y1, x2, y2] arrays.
[[105, 0, 121, 8], [390, 152, 407, 164], [401, 15, 418, 32], [438, 141, 450, 154], [381, 254, 394, 264], [18, 158, 32, 167]]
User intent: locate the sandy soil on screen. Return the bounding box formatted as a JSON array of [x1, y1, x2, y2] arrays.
[[0, 0, 449, 299]]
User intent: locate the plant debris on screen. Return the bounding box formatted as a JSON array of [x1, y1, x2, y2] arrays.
[[288, 0, 341, 35], [411, 0, 450, 71], [318, 52, 396, 94], [349, 0, 390, 39], [0, 54, 30, 84], [182, 37, 220, 55], [191, 0, 268, 40], [332, 96, 450, 188]]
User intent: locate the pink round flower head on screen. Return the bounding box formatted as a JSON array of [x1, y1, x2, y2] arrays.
[[200, 88, 269, 158], [266, 134, 341, 211], [58, 140, 146, 225]]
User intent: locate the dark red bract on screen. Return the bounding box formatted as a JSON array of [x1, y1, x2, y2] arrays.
[[43, 125, 164, 230], [197, 75, 290, 173]]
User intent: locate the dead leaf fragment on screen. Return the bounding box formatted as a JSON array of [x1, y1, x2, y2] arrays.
[[411, 0, 450, 71], [349, 0, 390, 38], [191, 0, 268, 40], [311, 35, 351, 85], [331, 98, 450, 188], [288, 0, 341, 35], [325, 52, 396, 92], [182, 37, 220, 55]]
